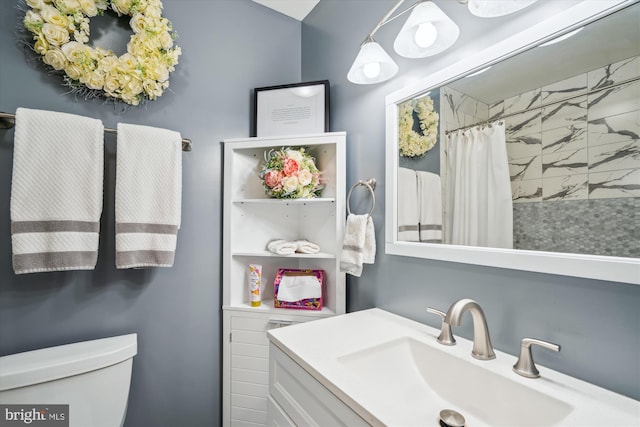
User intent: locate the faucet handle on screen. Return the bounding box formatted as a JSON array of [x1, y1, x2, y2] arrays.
[[426, 307, 456, 346], [513, 338, 561, 378]]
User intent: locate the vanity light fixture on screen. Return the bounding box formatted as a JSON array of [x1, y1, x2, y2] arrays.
[[394, 1, 460, 59], [348, 0, 458, 84], [348, 0, 540, 85]]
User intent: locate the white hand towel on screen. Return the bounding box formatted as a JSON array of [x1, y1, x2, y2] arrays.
[[116, 123, 182, 268], [340, 214, 375, 277], [295, 239, 320, 254], [10, 108, 104, 274], [397, 167, 420, 242], [417, 171, 443, 243], [363, 216, 376, 264], [267, 239, 297, 255]]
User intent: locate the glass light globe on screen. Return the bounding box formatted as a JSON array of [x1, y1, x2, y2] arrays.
[[414, 22, 438, 48], [362, 62, 382, 79]]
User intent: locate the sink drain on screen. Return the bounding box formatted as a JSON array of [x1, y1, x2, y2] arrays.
[[439, 409, 465, 427]]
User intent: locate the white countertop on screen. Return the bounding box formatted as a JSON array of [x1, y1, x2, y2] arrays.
[[267, 308, 640, 426]]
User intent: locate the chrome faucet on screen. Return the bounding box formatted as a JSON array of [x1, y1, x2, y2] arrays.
[[513, 338, 561, 378], [444, 298, 496, 360]]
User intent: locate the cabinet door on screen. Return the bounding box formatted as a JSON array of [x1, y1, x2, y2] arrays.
[[269, 344, 370, 427], [225, 310, 322, 427]]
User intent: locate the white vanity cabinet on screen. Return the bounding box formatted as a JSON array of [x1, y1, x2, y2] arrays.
[[222, 133, 347, 427], [268, 343, 369, 427]]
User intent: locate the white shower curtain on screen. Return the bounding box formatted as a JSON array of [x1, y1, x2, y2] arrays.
[[444, 122, 513, 249]]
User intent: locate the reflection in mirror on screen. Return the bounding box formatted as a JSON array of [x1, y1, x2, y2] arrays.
[[395, 2, 639, 260], [385, 0, 640, 284]]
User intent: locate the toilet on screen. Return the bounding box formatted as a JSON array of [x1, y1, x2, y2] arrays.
[[0, 334, 137, 427]]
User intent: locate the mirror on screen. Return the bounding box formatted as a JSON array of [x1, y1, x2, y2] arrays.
[[385, 1, 639, 284]]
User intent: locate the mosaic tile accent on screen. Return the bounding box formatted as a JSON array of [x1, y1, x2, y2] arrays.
[[513, 197, 639, 258]]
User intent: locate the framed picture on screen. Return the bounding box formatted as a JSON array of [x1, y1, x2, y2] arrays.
[[253, 80, 330, 137]]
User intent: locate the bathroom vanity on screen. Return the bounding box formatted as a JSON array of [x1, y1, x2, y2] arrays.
[[267, 309, 640, 426], [221, 133, 347, 426]]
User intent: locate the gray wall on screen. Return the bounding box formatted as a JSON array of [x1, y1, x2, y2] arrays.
[[302, 0, 640, 400], [0, 1, 300, 426]]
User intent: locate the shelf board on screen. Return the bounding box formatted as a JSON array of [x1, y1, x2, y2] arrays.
[[232, 251, 336, 259], [223, 300, 336, 317], [232, 198, 335, 205]]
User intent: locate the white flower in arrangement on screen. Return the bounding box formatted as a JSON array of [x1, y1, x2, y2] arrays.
[[398, 94, 440, 158], [22, 0, 181, 106], [43, 47, 67, 70]]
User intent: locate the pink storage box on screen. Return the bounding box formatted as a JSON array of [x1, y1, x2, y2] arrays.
[[273, 268, 324, 310]]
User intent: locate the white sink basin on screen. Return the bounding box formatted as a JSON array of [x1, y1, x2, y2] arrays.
[[338, 337, 571, 426], [267, 308, 640, 426]]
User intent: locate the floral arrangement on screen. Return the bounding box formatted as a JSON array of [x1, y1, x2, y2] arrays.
[[398, 94, 439, 157], [22, 0, 181, 106], [259, 147, 323, 199]]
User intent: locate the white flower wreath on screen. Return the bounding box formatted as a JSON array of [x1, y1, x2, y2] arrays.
[[22, 0, 181, 106], [398, 94, 439, 158]]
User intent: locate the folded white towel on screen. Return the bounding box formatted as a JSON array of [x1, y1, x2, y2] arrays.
[[116, 123, 182, 268], [340, 214, 375, 277], [10, 108, 104, 274], [267, 239, 296, 255], [417, 171, 443, 243], [295, 239, 320, 254], [397, 167, 420, 242]]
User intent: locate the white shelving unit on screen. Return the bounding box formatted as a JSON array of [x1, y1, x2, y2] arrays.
[[222, 132, 346, 427]]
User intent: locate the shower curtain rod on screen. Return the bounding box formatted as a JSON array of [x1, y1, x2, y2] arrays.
[[444, 74, 640, 136], [0, 111, 192, 152]]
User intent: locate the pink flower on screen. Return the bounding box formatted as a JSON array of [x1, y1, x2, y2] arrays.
[[282, 158, 299, 176], [264, 170, 283, 188]]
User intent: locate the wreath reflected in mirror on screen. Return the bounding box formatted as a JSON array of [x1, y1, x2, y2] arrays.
[[22, 0, 181, 106], [398, 94, 439, 158]]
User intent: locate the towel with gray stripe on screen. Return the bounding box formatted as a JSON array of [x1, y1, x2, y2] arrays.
[[10, 108, 104, 274], [340, 214, 375, 277], [115, 123, 182, 268]]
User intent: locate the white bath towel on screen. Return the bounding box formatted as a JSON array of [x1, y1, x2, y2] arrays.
[[116, 123, 182, 268], [267, 239, 297, 255], [417, 171, 443, 243], [340, 214, 375, 277], [294, 239, 320, 254], [397, 167, 420, 242], [10, 108, 104, 274]]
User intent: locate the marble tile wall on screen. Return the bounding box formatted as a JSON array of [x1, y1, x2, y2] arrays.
[[441, 56, 639, 257], [491, 55, 640, 203]]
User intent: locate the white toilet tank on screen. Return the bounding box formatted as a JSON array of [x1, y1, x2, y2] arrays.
[[0, 334, 137, 427]]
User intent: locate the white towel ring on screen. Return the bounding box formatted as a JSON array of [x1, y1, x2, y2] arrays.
[[347, 178, 376, 217]]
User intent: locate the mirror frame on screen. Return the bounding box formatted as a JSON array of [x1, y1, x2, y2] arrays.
[[385, 0, 640, 285]]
